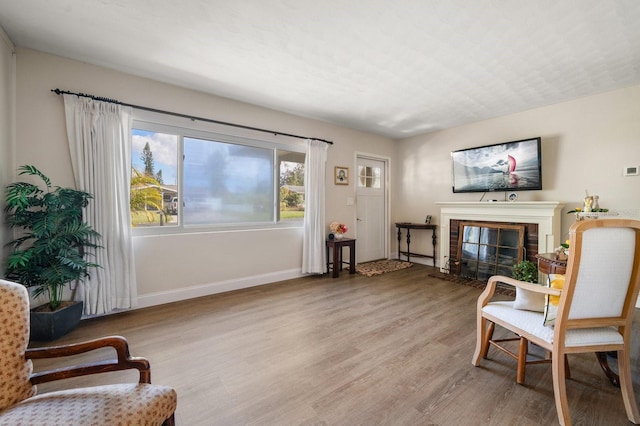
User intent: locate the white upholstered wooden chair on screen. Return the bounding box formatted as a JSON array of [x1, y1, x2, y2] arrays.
[[472, 219, 640, 426], [0, 279, 177, 425]]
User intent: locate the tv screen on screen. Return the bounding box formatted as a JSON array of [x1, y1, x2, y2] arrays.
[[451, 137, 542, 193]]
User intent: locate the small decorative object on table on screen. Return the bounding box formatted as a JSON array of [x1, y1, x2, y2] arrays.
[[330, 221, 348, 239], [567, 191, 614, 220], [554, 239, 570, 260]]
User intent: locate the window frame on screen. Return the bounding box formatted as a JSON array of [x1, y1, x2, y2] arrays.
[[131, 115, 306, 236]]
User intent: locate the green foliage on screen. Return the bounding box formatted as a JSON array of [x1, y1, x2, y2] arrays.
[[4, 165, 101, 310], [130, 168, 165, 222], [141, 142, 155, 176], [512, 260, 538, 283], [280, 187, 301, 208], [280, 163, 304, 186]]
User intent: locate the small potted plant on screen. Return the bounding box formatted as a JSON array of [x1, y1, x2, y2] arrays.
[[4, 165, 101, 341], [512, 260, 538, 283]]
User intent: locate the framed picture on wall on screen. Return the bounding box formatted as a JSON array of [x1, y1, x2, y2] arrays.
[[335, 166, 349, 185]]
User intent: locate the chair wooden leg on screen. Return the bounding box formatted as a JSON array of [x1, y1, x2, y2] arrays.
[[472, 316, 494, 366], [482, 321, 495, 359], [617, 348, 640, 424], [552, 349, 571, 426], [163, 413, 176, 426], [516, 336, 528, 384]]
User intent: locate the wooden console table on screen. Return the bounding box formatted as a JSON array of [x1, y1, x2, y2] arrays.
[[395, 222, 437, 267], [326, 238, 356, 278], [535, 253, 620, 387]]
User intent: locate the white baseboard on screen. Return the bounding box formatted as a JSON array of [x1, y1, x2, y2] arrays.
[[135, 268, 305, 310]]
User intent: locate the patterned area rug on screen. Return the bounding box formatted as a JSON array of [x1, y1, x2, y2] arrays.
[[428, 271, 515, 296], [356, 260, 413, 277]]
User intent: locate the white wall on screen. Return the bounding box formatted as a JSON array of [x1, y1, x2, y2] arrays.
[[12, 47, 640, 309], [14, 48, 396, 307], [395, 85, 640, 261], [0, 28, 15, 264]]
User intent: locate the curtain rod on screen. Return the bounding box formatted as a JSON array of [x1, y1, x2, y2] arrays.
[[51, 88, 333, 145]]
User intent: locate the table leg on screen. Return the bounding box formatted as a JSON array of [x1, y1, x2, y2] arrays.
[[397, 227, 402, 260], [349, 241, 356, 274], [332, 243, 340, 278], [326, 243, 330, 274], [596, 352, 620, 387], [432, 228, 437, 267], [406, 228, 411, 263]]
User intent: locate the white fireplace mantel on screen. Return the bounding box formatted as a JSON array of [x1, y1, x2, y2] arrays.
[[435, 201, 564, 272]]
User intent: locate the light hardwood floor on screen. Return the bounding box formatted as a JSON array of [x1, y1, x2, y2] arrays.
[[31, 264, 640, 425]]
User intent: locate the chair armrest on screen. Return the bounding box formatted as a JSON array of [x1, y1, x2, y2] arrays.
[[477, 275, 562, 308], [492, 275, 562, 295], [26, 335, 151, 385]]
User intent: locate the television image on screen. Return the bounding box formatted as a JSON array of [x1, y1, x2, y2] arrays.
[[451, 137, 542, 193]]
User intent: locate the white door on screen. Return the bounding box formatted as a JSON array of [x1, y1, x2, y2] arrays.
[[356, 157, 387, 262]]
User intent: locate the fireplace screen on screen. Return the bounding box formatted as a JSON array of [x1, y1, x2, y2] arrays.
[[456, 222, 524, 281]]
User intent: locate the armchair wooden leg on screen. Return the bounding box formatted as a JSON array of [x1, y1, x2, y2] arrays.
[[472, 317, 494, 366], [163, 413, 176, 426], [617, 348, 640, 424], [482, 321, 495, 359], [516, 336, 528, 385], [552, 349, 571, 426]]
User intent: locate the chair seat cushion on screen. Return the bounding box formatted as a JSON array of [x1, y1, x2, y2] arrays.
[[483, 301, 624, 347], [0, 383, 177, 426]]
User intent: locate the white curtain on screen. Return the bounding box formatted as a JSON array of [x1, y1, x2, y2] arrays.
[[63, 94, 137, 315], [302, 139, 328, 274]]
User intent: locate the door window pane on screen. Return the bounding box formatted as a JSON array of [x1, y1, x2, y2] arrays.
[[358, 166, 381, 188]]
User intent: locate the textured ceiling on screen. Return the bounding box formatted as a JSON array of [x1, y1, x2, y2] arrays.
[[1, 0, 640, 139]]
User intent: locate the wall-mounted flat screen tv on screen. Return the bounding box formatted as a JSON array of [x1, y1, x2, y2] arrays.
[[451, 137, 542, 193]]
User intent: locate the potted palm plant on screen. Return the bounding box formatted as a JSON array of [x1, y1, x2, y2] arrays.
[[4, 165, 101, 341]]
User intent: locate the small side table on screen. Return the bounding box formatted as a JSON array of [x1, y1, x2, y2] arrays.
[[535, 253, 620, 387], [326, 238, 356, 278], [535, 252, 567, 276], [395, 222, 437, 266]]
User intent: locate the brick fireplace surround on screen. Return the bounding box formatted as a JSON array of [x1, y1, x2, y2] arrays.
[[435, 201, 564, 273]]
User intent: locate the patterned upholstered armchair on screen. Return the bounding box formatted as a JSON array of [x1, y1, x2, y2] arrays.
[[0, 279, 177, 425]]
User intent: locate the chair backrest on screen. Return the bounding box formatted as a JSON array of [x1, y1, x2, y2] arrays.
[[0, 279, 36, 410], [558, 219, 640, 326]]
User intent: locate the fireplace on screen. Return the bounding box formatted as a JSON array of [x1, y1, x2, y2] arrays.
[[451, 220, 536, 280], [435, 201, 564, 273]]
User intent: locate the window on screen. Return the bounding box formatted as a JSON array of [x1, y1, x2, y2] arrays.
[[131, 129, 179, 227], [358, 165, 381, 188], [182, 136, 273, 225], [130, 121, 305, 231], [278, 149, 305, 222]]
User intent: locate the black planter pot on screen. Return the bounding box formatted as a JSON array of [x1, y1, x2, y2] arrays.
[[30, 301, 84, 342]]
